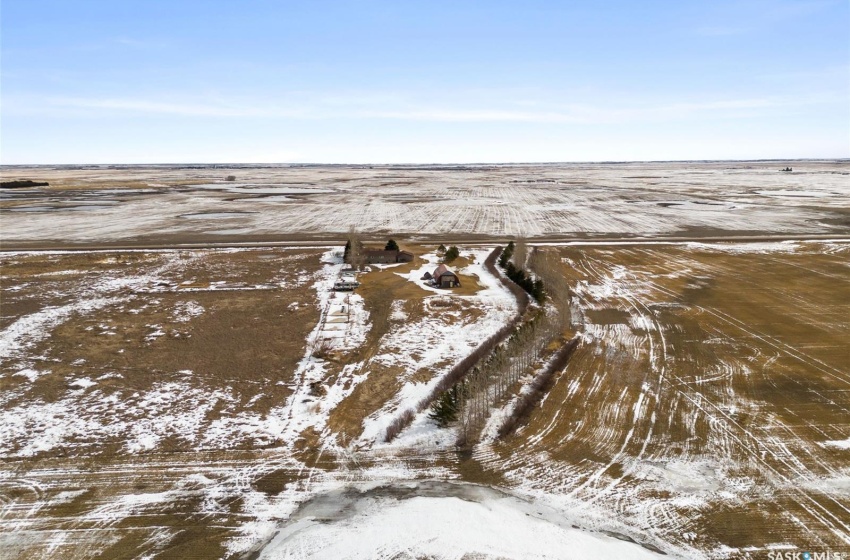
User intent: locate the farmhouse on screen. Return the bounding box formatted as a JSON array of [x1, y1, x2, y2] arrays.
[[364, 249, 414, 264], [432, 264, 461, 288]]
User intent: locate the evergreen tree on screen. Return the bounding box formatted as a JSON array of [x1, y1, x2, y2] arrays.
[[444, 246, 460, 263], [500, 242, 546, 303], [385, 239, 399, 251], [438, 244, 447, 253], [532, 279, 546, 303], [429, 385, 461, 427], [343, 240, 351, 263], [499, 242, 515, 268]]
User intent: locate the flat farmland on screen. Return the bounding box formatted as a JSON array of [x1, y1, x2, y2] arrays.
[[2, 240, 847, 558], [1, 160, 849, 559], [0, 245, 523, 558], [1, 161, 848, 247], [474, 241, 850, 556], [0, 248, 328, 558]]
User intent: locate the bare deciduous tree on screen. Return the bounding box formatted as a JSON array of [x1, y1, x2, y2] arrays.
[[346, 226, 365, 268], [512, 237, 528, 269], [530, 248, 572, 330]]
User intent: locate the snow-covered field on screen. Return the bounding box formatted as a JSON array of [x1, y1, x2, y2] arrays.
[[1, 161, 848, 244]]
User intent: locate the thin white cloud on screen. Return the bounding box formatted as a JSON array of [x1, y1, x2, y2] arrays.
[[4, 91, 836, 124], [44, 97, 304, 118]]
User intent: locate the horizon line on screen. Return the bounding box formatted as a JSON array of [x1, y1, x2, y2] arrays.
[[2, 157, 848, 168]]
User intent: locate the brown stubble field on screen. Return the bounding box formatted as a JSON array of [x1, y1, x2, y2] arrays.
[[0, 248, 326, 558], [472, 242, 850, 555]]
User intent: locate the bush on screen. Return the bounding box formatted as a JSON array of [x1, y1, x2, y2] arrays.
[[312, 338, 335, 359], [499, 240, 515, 268], [309, 381, 327, 396], [384, 409, 415, 442], [532, 279, 545, 302]]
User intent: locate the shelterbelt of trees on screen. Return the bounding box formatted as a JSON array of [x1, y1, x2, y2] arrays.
[[499, 241, 545, 303]]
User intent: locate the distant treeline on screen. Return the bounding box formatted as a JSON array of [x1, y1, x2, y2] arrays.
[[1, 180, 49, 189]]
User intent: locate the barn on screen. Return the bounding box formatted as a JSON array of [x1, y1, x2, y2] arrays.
[[432, 264, 461, 288]]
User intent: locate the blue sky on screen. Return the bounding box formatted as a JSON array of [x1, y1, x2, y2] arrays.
[[2, 0, 848, 163]]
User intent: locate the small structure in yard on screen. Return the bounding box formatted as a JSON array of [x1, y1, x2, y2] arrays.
[[421, 271, 433, 281], [432, 264, 461, 288], [333, 280, 360, 291], [364, 249, 414, 264]]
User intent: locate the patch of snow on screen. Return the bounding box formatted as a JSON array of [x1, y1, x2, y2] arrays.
[[68, 377, 97, 390], [0, 297, 123, 360], [388, 300, 408, 322], [13, 368, 49, 382], [171, 300, 204, 322], [821, 437, 850, 450], [257, 483, 667, 560], [145, 325, 165, 342]]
